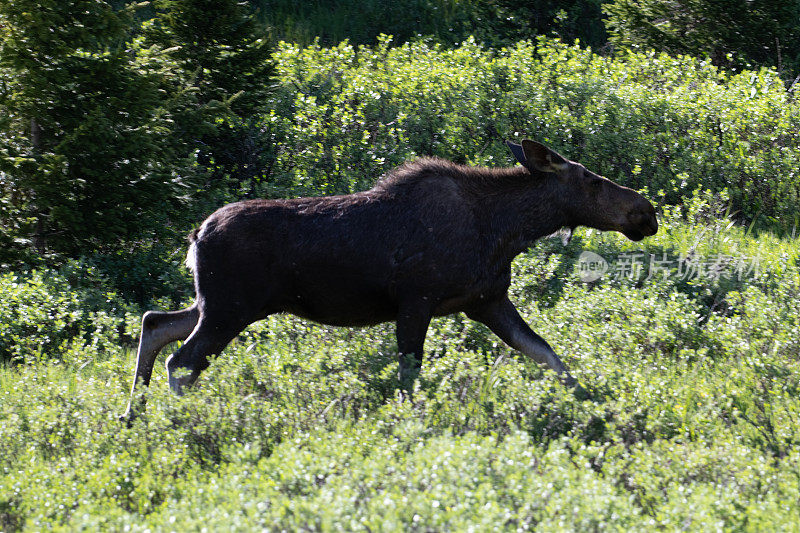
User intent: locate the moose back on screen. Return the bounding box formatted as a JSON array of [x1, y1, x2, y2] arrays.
[[122, 140, 658, 421]]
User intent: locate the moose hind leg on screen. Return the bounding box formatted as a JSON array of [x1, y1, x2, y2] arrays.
[[122, 305, 199, 421], [165, 317, 245, 396]]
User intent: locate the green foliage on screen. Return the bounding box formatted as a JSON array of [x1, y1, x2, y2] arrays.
[[254, 0, 607, 49], [253, 0, 477, 47], [84, 242, 195, 307], [470, 0, 608, 49], [603, 0, 800, 82], [253, 0, 799, 85], [0, 0, 188, 256], [2, 1, 799, 266], [140, 0, 276, 201], [262, 38, 800, 225], [2, 213, 800, 528], [0, 0, 276, 260], [145, 0, 274, 116], [4, 13, 800, 530], [0, 266, 138, 363]]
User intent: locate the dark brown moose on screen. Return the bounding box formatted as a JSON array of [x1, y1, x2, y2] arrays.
[[122, 140, 658, 421]]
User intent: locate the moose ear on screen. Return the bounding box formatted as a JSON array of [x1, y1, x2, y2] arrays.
[[506, 140, 528, 166], [521, 140, 569, 174]]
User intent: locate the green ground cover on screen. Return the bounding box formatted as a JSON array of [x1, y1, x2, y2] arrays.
[[3, 200, 800, 529]]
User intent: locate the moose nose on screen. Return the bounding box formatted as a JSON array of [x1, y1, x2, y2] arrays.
[[627, 199, 658, 236], [638, 204, 658, 236], [647, 215, 658, 235]]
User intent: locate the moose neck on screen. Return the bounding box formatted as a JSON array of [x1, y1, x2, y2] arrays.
[[466, 165, 571, 261]]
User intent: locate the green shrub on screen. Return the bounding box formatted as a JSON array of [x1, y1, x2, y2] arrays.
[[261, 37, 800, 225], [603, 0, 800, 83], [0, 267, 138, 363]]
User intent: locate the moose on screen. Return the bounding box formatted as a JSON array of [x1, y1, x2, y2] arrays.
[[122, 139, 657, 421]]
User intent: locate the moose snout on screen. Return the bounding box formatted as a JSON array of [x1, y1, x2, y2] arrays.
[[622, 200, 658, 241], [634, 204, 658, 235]]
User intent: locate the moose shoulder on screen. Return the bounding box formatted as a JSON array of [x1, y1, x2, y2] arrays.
[[122, 140, 658, 421]]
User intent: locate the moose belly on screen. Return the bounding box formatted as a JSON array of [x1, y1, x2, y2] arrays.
[[278, 269, 398, 327], [282, 291, 397, 327]]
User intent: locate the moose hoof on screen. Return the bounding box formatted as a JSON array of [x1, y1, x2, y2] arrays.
[[560, 374, 591, 400], [572, 381, 591, 401], [165, 354, 197, 396], [168, 372, 192, 396], [119, 408, 136, 428]]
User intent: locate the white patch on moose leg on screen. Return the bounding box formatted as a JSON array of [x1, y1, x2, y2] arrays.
[[510, 329, 569, 376]]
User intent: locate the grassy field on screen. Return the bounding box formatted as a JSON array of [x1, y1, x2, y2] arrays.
[[3, 196, 800, 530]]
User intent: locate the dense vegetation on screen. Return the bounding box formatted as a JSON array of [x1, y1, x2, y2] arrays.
[[604, 0, 800, 81], [257, 0, 800, 84], [267, 38, 799, 222], [0, 0, 273, 261], [3, 0, 799, 265], [4, 202, 800, 528], [2, 0, 800, 529]]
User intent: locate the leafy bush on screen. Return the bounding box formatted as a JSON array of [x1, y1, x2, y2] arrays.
[[261, 37, 800, 226], [0, 267, 138, 363]]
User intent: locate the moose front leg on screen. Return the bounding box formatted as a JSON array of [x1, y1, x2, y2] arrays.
[[468, 296, 576, 386], [395, 302, 433, 389]]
